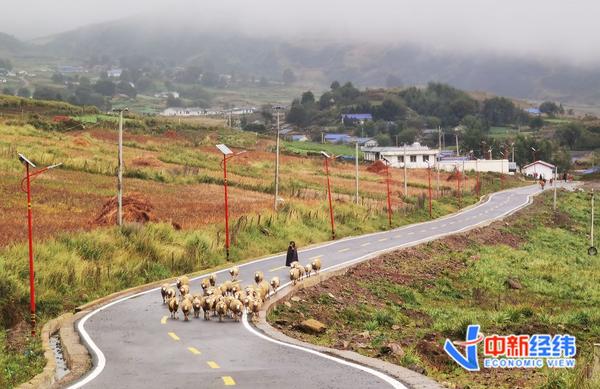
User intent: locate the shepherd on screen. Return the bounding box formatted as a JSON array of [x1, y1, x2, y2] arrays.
[[285, 241, 298, 267]]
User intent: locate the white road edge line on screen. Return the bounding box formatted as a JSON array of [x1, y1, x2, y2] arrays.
[[65, 185, 540, 389], [242, 314, 407, 389]]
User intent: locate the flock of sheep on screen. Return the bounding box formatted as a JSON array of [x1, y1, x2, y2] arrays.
[[160, 257, 322, 323]]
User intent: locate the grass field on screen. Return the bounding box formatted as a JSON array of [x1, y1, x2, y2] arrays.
[[0, 110, 527, 387], [268, 190, 600, 388], [282, 141, 358, 158]]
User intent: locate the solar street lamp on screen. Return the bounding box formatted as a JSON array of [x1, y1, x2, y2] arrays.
[[273, 105, 284, 211], [382, 157, 393, 227], [216, 144, 246, 260], [18, 153, 62, 336], [531, 147, 538, 177], [321, 151, 336, 240], [426, 160, 433, 219], [590, 190, 597, 256], [499, 151, 506, 189]]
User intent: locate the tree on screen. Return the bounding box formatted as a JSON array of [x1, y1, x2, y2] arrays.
[[259, 76, 269, 87], [373, 97, 407, 121], [539, 101, 560, 117], [116, 81, 137, 98], [330, 81, 340, 90], [481, 97, 516, 126], [201, 71, 220, 87], [529, 116, 544, 130], [166, 94, 183, 107], [286, 99, 308, 126], [282, 68, 296, 85], [556, 123, 582, 149], [176, 66, 202, 84], [301, 91, 315, 105], [0, 58, 12, 70], [93, 80, 116, 96], [51, 73, 65, 84], [33, 86, 66, 101], [2, 87, 14, 95], [318, 92, 335, 110]]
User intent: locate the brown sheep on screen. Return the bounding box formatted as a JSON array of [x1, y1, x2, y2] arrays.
[[289, 268, 301, 286], [257, 281, 270, 302], [168, 297, 179, 319], [200, 278, 210, 293], [176, 276, 189, 290], [201, 296, 215, 320], [311, 257, 322, 274], [209, 273, 217, 286], [270, 277, 280, 294], [166, 287, 177, 300], [179, 284, 190, 296], [254, 271, 264, 284], [215, 300, 228, 322], [160, 283, 170, 304], [249, 298, 262, 322], [304, 264, 313, 278], [180, 298, 192, 321], [192, 295, 202, 318], [228, 298, 243, 322], [229, 266, 239, 280]]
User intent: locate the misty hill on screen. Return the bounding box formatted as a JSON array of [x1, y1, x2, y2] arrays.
[[0, 32, 26, 54], [20, 18, 600, 104]]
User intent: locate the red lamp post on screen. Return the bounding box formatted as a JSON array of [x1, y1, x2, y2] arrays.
[[321, 151, 336, 240], [216, 145, 246, 260], [18, 153, 62, 336], [382, 158, 393, 228]]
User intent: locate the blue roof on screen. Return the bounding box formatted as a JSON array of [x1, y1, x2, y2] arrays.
[[324, 134, 350, 141], [341, 114, 373, 120], [526, 108, 541, 115]]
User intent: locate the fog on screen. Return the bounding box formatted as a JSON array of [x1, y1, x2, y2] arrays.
[[2, 0, 599, 65]]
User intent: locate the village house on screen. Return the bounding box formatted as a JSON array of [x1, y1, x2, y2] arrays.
[[362, 142, 439, 168], [522, 160, 556, 180]]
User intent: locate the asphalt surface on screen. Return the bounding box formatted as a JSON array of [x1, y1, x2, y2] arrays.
[[68, 184, 551, 389]]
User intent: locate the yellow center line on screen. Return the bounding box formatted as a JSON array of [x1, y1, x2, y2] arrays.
[[160, 316, 168, 325], [407, 231, 415, 235], [378, 238, 388, 242], [207, 361, 220, 369], [222, 376, 236, 386], [269, 265, 286, 272], [360, 242, 371, 247], [187, 347, 201, 355], [309, 255, 323, 260], [337, 248, 350, 253], [168, 332, 180, 341], [394, 235, 403, 239]]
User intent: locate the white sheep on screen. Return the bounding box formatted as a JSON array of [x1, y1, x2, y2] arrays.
[[192, 295, 202, 318], [168, 297, 179, 319], [289, 268, 301, 286], [311, 257, 322, 274], [209, 273, 217, 286], [229, 298, 243, 322], [176, 276, 189, 290], [180, 297, 192, 321], [229, 266, 240, 280], [304, 264, 313, 278], [160, 283, 170, 304], [254, 271, 264, 284]]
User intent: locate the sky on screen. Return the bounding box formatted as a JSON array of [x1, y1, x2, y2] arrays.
[[2, 0, 599, 65]]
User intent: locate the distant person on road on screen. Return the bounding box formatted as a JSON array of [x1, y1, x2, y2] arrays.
[[285, 241, 298, 267], [563, 172, 568, 182], [539, 178, 545, 190]]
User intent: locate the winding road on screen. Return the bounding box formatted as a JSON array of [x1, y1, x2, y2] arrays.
[[67, 184, 551, 389]]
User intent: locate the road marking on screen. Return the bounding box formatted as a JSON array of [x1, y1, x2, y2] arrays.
[[430, 226, 437, 230], [68, 185, 540, 389], [168, 332, 180, 341], [222, 376, 236, 386], [449, 221, 455, 225], [187, 347, 201, 355], [269, 265, 286, 272], [407, 232, 415, 235], [394, 235, 403, 239], [309, 255, 323, 260], [337, 248, 350, 253], [360, 242, 371, 247], [441, 224, 447, 227], [160, 316, 168, 325], [207, 361, 220, 369], [378, 238, 388, 242]]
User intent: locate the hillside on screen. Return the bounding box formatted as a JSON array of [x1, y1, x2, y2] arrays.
[[18, 18, 600, 105]]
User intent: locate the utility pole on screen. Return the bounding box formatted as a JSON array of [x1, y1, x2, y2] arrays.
[[355, 141, 359, 205], [590, 189, 596, 256], [437, 126, 441, 197], [428, 163, 433, 219], [273, 108, 281, 211], [553, 166, 557, 211], [113, 108, 128, 226], [384, 159, 392, 228], [403, 143, 408, 196], [321, 152, 336, 240]]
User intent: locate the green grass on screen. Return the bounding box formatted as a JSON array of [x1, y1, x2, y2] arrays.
[[268, 190, 600, 388]]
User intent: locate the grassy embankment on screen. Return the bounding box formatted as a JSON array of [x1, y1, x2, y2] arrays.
[[268, 190, 600, 389]]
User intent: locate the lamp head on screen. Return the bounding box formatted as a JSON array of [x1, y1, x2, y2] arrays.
[[17, 153, 36, 168]]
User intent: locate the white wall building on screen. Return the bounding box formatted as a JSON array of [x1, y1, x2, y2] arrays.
[[362, 143, 439, 168], [438, 159, 511, 174], [522, 160, 556, 180]]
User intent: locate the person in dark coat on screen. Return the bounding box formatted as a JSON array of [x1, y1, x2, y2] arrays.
[[285, 241, 298, 266]]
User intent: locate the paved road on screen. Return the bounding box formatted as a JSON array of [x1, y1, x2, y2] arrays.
[[67, 184, 552, 389]]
